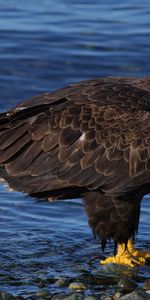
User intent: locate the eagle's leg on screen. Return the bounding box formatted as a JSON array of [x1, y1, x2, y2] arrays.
[[83, 192, 148, 267], [100, 240, 149, 267]]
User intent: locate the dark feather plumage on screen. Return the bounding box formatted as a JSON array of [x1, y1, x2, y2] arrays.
[[0, 76, 150, 250]]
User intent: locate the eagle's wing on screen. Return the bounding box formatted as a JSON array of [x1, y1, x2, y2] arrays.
[[0, 77, 150, 198], [11, 76, 150, 110]]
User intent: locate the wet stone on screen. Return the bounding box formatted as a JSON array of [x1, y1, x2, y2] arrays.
[[0, 291, 14, 300], [143, 280, 150, 290], [117, 277, 138, 292], [119, 290, 150, 300], [146, 291, 150, 296], [100, 295, 113, 300], [66, 294, 84, 300], [113, 292, 122, 299], [13, 297, 25, 300], [101, 264, 137, 278], [51, 294, 70, 300], [145, 258, 150, 266], [51, 294, 84, 300], [84, 297, 96, 300], [30, 289, 51, 299], [36, 279, 47, 289], [69, 283, 86, 292], [55, 277, 69, 287]]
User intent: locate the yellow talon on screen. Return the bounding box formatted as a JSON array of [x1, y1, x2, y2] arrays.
[[100, 240, 150, 267], [127, 240, 150, 259]]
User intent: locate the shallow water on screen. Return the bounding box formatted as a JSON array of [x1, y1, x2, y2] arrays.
[[0, 0, 150, 297], [0, 185, 149, 297]]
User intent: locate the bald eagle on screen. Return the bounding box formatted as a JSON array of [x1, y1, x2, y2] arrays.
[[0, 77, 150, 267]]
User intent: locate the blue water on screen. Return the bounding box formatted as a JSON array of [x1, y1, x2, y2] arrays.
[[0, 0, 150, 297]]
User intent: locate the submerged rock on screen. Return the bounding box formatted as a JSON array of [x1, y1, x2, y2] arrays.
[[143, 280, 150, 290], [55, 277, 69, 287], [69, 283, 86, 292], [0, 292, 25, 300], [29, 289, 51, 299], [117, 277, 138, 292], [0, 291, 14, 300], [119, 290, 150, 299], [13, 297, 25, 300], [84, 296, 96, 300], [100, 297, 112, 300], [51, 294, 70, 300], [100, 295, 113, 300], [51, 293, 84, 300], [113, 292, 122, 299]]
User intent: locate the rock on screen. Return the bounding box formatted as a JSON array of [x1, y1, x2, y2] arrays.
[[67, 294, 84, 300], [51, 294, 84, 300], [37, 280, 46, 289], [55, 277, 69, 287], [119, 290, 150, 299], [117, 277, 138, 292], [51, 294, 70, 300], [113, 292, 122, 299], [69, 283, 86, 292], [146, 290, 150, 294], [100, 295, 113, 300], [13, 297, 25, 300], [101, 264, 132, 275], [145, 258, 150, 266], [32, 289, 50, 299], [143, 280, 150, 290], [0, 292, 14, 300], [84, 297, 96, 300]]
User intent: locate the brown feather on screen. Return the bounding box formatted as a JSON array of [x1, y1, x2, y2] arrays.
[[1, 76, 150, 250], [0, 133, 31, 163]]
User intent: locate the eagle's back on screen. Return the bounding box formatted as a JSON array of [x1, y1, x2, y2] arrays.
[[0, 77, 150, 199]]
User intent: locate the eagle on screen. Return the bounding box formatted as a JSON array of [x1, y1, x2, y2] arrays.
[[0, 76, 150, 267]]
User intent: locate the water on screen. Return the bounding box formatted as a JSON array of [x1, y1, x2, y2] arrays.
[[0, 0, 150, 297]]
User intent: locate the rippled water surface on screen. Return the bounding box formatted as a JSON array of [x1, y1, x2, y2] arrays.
[[0, 0, 150, 297]]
